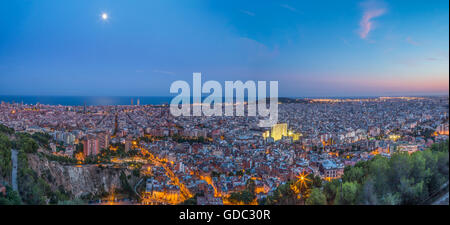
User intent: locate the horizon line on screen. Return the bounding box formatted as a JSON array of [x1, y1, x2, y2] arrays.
[[0, 94, 448, 98]]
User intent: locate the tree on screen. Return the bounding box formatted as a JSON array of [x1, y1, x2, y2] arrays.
[[263, 181, 298, 205], [228, 190, 255, 204], [369, 155, 390, 196], [57, 198, 85, 205], [323, 179, 340, 204], [308, 174, 323, 188], [342, 166, 365, 184], [246, 179, 256, 196], [306, 188, 327, 205], [19, 137, 39, 153], [0, 134, 12, 179], [332, 140, 448, 205], [211, 171, 220, 177], [179, 195, 197, 205], [398, 177, 425, 204], [335, 182, 359, 205], [379, 192, 401, 205], [359, 179, 377, 205], [132, 168, 140, 177], [0, 124, 14, 135], [31, 132, 51, 147], [0, 185, 22, 205]]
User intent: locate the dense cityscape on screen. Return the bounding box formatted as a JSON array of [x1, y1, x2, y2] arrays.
[[0, 0, 448, 214], [0, 96, 448, 205]]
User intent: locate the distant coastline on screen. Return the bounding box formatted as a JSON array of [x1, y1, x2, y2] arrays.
[[0, 96, 172, 106], [0, 95, 447, 106]]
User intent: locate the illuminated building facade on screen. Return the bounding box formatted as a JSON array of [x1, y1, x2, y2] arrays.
[[271, 123, 288, 141], [320, 160, 344, 180], [125, 135, 133, 152], [98, 132, 110, 150], [388, 134, 401, 141], [397, 144, 419, 154], [263, 123, 302, 142], [262, 130, 270, 139], [83, 135, 100, 156], [437, 123, 449, 135]]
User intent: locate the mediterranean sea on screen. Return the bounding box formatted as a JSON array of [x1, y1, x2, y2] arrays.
[[0, 96, 173, 106]]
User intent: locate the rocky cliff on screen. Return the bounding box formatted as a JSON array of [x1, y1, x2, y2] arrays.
[[27, 154, 129, 198]]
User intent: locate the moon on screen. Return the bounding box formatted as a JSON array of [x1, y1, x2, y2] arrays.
[[101, 13, 108, 21]]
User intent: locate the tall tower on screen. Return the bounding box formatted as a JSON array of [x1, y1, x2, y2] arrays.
[[137, 98, 140, 106], [131, 98, 134, 105]]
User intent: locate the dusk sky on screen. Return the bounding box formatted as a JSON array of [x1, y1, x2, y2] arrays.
[[0, 0, 448, 97]]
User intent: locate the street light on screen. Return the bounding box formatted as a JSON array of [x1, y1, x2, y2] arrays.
[[296, 171, 311, 189]]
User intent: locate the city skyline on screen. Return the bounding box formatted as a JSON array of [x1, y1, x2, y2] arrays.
[[1, 96, 448, 206], [0, 0, 449, 97]]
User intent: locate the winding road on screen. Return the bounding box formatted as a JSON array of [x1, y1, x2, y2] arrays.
[[11, 149, 18, 192], [433, 192, 449, 205]]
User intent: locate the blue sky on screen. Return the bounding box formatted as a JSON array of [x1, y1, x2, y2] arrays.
[[0, 0, 448, 97]]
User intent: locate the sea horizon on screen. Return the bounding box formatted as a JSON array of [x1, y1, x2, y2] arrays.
[[0, 94, 448, 106]]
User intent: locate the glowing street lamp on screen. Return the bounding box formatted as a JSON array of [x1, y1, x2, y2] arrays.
[[295, 171, 311, 189]]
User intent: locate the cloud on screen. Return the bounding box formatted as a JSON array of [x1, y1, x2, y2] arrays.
[[425, 51, 449, 62], [240, 10, 255, 16], [152, 70, 175, 75], [406, 36, 420, 46], [358, 1, 386, 39], [280, 4, 297, 12]]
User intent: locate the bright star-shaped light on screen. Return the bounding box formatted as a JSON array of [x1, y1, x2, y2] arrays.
[[295, 171, 311, 189], [101, 13, 108, 20]]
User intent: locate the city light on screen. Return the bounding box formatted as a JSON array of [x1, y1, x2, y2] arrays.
[[295, 171, 311, 189]]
